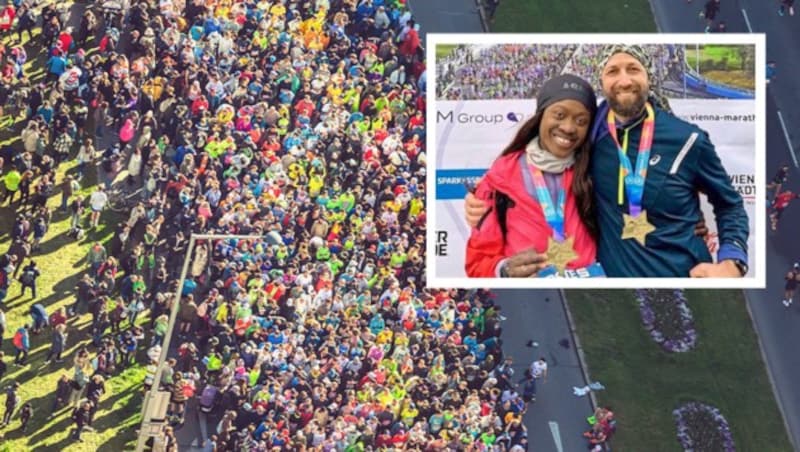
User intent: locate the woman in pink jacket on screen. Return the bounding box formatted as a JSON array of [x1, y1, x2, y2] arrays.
[[466, 74, 601, 278]]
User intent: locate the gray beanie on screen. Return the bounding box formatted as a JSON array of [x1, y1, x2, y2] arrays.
[[536, 74, 598, 116]]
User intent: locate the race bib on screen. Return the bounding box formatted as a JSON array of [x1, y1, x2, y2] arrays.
[[537, 262, 607, 278]]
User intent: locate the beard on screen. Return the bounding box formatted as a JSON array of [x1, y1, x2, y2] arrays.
[[607, 88, 647, 119]]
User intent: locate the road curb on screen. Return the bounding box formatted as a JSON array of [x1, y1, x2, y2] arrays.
[[475, 0, 490, 32], [743, 290, 797, 451], [558, 289, 598, 411]]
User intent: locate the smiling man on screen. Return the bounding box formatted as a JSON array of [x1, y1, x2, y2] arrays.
[[588, 45, 748, 277], [465, 45, 750, 278]]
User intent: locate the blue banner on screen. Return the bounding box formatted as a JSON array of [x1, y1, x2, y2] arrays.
[[436, 169, 488, 200]]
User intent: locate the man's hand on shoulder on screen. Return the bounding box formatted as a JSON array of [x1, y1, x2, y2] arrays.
[[465, 191, 488, 228]]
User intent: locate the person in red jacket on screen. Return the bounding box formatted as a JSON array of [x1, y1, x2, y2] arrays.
[[769, 189, 800, 231], [398, 20, 420, 62], [465, 74, 601, 278], [0, 5, 15, 35]]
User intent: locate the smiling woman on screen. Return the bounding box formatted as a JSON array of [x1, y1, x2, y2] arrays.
[[539, 100, 592, 158], [464, 74, 606, 278]]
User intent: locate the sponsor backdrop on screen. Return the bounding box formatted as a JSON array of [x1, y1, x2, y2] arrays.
[[433, 99, 756, 278]]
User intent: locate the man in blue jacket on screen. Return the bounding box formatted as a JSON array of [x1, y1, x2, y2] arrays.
[[588, 45, 748, 277], [465, 45, 749, 278]]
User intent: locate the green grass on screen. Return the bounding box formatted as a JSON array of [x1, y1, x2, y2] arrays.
[[567, 289, 791, 451], [685, 45, 745, 69], [0, 10, 141, 450], [684, 45, 755, 90], [491, 0, 656, 32], [436, 44, 458, 60], [0, 158, 135, 451]]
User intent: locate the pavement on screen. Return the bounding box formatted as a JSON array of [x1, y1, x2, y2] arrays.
[[407, 0, 485, 36], [649, 1, 800, 449], [492, 289, 595, 452]]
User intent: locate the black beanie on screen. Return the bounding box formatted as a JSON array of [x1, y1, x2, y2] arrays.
[[536, 74, 597, 116]]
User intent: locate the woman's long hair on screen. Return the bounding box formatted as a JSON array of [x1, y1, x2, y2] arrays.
[[499, 111, 598, 239]]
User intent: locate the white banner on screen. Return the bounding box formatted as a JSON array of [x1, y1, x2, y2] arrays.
[[433, 99, 756, 278]]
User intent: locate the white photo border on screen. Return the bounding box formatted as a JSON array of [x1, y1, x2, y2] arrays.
[[424, 33, 767, 289]]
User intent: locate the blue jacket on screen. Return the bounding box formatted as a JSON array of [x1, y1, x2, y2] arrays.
[[590, 102, 748, 277], [30, 304, 48, 323], [46, 56, 67, 75]]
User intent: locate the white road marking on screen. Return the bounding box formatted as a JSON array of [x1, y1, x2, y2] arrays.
[[777, 110, 798, 168], [549, 421, 564, 452], [741, 8, 753, 32]]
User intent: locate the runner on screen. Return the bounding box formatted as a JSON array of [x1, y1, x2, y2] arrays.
[[767, 164, 790, 203], [767, 61, 778, 84], [779, 0, 795, 16], [769, 189, 800, 231], [783, 262, 800, 307], [702, 0, 721, 32]]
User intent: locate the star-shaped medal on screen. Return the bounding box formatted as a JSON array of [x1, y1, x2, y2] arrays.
[[545, 236, 578, 275], [621, 210, 656, 247]]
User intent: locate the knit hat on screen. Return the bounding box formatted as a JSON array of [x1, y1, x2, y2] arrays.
[[536, 74, 597, 116]]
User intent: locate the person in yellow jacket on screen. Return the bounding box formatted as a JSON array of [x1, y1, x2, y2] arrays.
[[287, 161, 306, 184], [400, 401, 418, 427], [269, 2, 286, 18], [375, 329, 393, 345], [1, 167, 21, 205], [251, 30, 269, 50], [213, 0, 233, 18], [368, 60, 384, 79], [408, 196, 423, 219], [214, 301, 230, 325], [375, 386, 393, 409], [308, 173, 324, 198], [276, 116, 290, 136], [354, 118, 371, 134], [342, 85, 362, 113], [205, 136, 226, 159], [374, 95, 389, 112]]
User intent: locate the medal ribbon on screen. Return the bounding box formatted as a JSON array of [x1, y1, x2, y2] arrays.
[[519, 153, 566, 241], [607, 102, 655, 217]]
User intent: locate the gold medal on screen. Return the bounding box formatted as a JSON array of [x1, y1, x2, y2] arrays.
[[621, 210, 656, 246], [545, 236, 578, 275]]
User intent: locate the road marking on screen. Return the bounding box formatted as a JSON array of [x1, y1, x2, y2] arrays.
[[777, 110, 799, 168], [549, 421, 564, 452], [741, 8, 753, 32]]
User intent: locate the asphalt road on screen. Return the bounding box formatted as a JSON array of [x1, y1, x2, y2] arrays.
[[649, 1, 800, 449], [492, 289, 595, 452], [408, 0, 484, 36]]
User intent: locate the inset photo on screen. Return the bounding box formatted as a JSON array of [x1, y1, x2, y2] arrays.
[[425, 33, 766, 288]]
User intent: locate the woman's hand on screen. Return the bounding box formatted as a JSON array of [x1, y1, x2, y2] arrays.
[[502, 248, 549, 277]]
